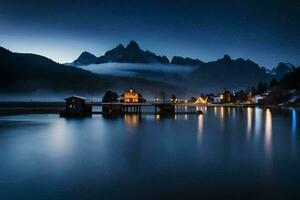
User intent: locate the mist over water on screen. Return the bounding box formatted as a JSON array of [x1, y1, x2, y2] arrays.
[[79, 63, 197, 85]]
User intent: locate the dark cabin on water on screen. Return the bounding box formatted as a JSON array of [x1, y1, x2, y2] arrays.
[[60, 96, 92, 117]]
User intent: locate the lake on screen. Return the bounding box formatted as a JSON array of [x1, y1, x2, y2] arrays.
[[0, 107, 299, 199]]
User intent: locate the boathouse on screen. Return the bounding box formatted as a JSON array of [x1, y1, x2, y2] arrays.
[[60, 95, 92, 117]]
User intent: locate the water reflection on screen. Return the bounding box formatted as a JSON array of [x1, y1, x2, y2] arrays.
[[232, 107, 236, 118], [198, 114, 203, 134], [197, 114, 204, 146], [155, 114, 160, 120], [184, 114, 188, 120], [220, 107, 224, 128], [254, 108, 262, 136], [124, 114, 140, 127], [46, 119, 75, 163], [247, 107, 253, 136], [265, 109, 272, 157], [292, 109, 297, 145], [220, 107, 224, 119]]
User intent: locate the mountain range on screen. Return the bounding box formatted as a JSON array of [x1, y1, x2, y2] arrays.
[[0, 41, 298, 97], [69, 40, 295, 81]]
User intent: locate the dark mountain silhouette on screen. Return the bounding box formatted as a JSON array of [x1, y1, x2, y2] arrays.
[[71, 41, 170, 65], [263, 66, 300, 105], [72, 51, 98, 66], [271, 62, 295, 79], [97, 44, 125, 63], [189, 55, 274, 91], [171, 56, 203, 65], [275, 67, 300, 90], [0, 47, 110, 92], [0, 46, 182, 95], [97, 41, 170, 64]]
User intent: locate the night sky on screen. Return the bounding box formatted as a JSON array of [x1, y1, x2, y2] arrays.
[[0, 0, 299, 68]]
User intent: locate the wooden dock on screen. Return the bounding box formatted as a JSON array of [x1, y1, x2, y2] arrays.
[[0, 101, 256, 115]]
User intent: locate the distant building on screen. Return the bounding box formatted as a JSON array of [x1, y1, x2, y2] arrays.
[[121, 88, 144, 103], [254, 95, 264, 104], [254, 91, 270, 104], [195, 96, 208, 104], [213, 96, 222, 103], [60, 95, 92, 117]]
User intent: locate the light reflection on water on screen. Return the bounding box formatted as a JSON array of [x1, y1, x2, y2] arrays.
[[197, 114, 203, 145], [247, 107, 253, 136], [292, 109, 297, 145], [265, 109, 272, 158], [254, 107, 262, 136], [0, 107, 299, 199]]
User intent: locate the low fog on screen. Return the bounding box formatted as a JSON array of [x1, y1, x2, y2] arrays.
[[79, 63, 197, 85]]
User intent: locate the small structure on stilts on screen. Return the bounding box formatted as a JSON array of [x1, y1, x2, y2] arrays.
[[120, 88, 145, 114], [60, 96, 92, 117], [155, 103, 175, 115]]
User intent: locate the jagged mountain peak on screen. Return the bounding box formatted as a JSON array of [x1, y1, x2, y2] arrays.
[[222, 54, 231, 61], [127, 40, 140, 49], [171, 56, 203, 66], [72, 51, 97, 66], [115, 44, 125, 49]]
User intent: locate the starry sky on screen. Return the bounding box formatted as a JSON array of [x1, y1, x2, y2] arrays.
[[0, 0, 299, 68]]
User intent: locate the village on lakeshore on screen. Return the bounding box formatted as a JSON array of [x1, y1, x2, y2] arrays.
[[60, 79, 300, 117]]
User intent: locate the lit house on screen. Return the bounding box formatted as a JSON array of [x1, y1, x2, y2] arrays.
[[121, 88, 144, 103], [194, 96, 208, 104]]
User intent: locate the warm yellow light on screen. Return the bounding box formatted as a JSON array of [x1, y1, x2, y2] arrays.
[[220, 94, 224, 99]]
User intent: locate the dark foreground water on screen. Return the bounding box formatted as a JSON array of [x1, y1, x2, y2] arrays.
[[0, 107, 299, 200]]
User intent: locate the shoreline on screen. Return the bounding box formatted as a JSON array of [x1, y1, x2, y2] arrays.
[[0, 101, 298, 115]]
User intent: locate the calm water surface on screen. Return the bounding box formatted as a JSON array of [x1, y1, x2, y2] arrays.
[[0, 107, 299, 199]]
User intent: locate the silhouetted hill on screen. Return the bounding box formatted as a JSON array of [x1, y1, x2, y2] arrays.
[[275, 67, 300, 90], [271, 62, 295, 79], [72, 51, 98, 66], [0, 46, 183, 96], [0, 47, 110, 92], [171, 56, 203, 65], [190, 55, 274, 90]]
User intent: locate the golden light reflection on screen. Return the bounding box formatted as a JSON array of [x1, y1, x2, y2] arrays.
[[124, 114, 140, 126], [198, 114, 203, 134], [265, 109, 272, 157], [220, 107, 224, 119], [155, 114, 160, 120], [247, 107, 252, 136], [220, 107, 224, 129]]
